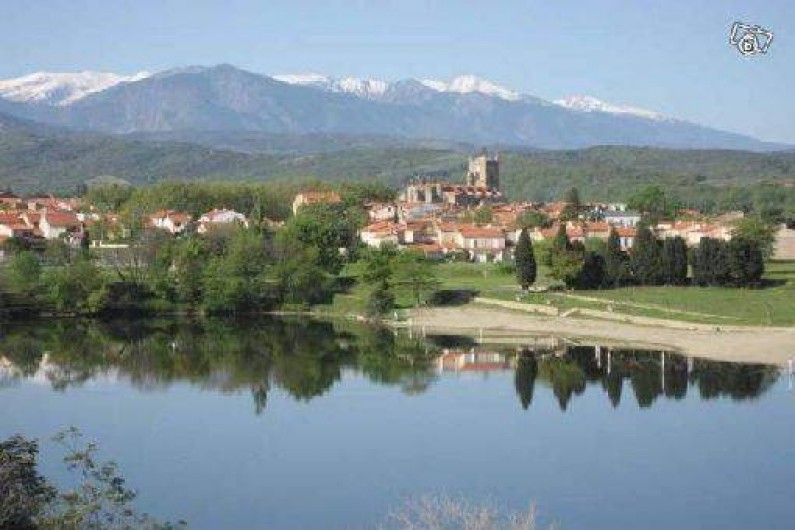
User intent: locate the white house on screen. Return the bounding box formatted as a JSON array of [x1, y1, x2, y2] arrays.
[[150, 210, 192, 234], [603, 210, 642, 227], [359, 221, 399, 248], [197, 209, 249, 234], [40, 210, 81, 240]]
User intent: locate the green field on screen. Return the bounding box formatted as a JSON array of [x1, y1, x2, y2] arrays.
[[321, 259, 795, 327]]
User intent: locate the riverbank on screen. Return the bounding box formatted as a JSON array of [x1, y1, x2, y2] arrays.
[[404, 305, 795, 366]]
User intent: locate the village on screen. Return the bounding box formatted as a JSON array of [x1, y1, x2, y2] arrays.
[[2, 150, 790, 263]]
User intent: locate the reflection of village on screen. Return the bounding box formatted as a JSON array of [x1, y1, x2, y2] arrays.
[[0, 320, 785, 413], [434, 342, 784, 410]]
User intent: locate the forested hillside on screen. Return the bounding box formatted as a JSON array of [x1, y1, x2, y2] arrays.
[[1, 112, 793, 214]]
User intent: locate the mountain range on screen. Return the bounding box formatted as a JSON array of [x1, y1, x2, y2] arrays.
[[0, 64, 786, 151]]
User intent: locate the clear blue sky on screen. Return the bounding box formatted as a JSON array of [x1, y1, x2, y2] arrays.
[[2, 0, 793, 143]]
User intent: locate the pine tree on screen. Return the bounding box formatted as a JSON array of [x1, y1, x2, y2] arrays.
[[604, 227, 626, 287], [662, 236, 688, 285], [514, 228, 537, 291], [630, 223, 663, 285]]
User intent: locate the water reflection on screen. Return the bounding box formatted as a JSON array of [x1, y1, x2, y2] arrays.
[[0, 319, 780, 412]]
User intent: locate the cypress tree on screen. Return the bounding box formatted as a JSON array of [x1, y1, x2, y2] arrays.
[[578, 251, 606, 289], [727, 238, 765, 287], [662, 236, 688, 285], [514, 228, 537, 291], [552, 224, 570, 253], [693, 237, 730, 286], [604, 227, 626, 287], [630, 223, 663, 285]]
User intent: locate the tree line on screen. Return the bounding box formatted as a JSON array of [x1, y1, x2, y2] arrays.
[[513, 221, 768, 291]]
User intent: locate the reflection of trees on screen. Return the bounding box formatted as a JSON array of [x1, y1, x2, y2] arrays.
[[513, 346, 779, 412], [690, 360, 778, 400], [538, 358, 586, 411], [353, 326, 438, 395], [0, 318, 441, 411], [514, 355, 537, 410]]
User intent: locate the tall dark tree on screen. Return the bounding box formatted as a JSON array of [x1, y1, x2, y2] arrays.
[[578, 251, 606, 289], [693, 237, 730, 286], [630, 223, 663, 285], [560, 187, 581, 221], [514, 228, 537, 291], [552, 224, 570, 253], [604, 227, 626, 287], [661, 236, 688, 285], [727, 238, 765, 287]]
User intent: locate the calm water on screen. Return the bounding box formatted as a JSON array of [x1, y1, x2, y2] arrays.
[[1, 318, 793, 529]]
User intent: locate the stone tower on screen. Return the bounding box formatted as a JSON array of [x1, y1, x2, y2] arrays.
[[466, 149, 499, 189]]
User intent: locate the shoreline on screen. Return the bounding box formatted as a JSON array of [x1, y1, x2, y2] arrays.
[[403, 305, 795, 366]]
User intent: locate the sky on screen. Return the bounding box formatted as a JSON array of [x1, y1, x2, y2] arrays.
[[1, 0, 794, 143]]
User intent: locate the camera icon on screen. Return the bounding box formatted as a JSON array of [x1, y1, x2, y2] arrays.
[[730, 21, 773, 56]]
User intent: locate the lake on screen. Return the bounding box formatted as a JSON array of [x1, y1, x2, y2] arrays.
[[1, 318, 793, 529]]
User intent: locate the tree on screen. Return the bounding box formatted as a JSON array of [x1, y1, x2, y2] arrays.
[[0, 436, 55, 529], [366, 281, 395, 317], [393, 253, 440, 307], [727, 238, 765, 287], [627, 184, 676, 221], [630, 223, 663, 285], [472, 205, 493, 225], [560, 187, 581, 221], [661, 236, 688, 285], [514, 228, 537, 291], [731, 216, 777, 259], [692, 237, 729, 286], [42, 257, 109, 314], [517, 210, 551, 229], [552, 224, 570, 253], [7, 251, 42, 297], [578, 251, 606, 289], [604, 227, 627, 287]]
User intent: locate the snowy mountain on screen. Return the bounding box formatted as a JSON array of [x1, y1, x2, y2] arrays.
[[0, 65, 782, 151], [418, 75, 521, 101], [275, 73, 522, 102], [0, 71, 150, 106], [554, 95, 665, 121], [273, 73, 389, 100]]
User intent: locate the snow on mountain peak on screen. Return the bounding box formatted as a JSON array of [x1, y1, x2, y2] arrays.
[[554, 95, 665, 120], [274, 73, 388, 99], [419, 75, 520, 101], [0, 71, 151, 106]]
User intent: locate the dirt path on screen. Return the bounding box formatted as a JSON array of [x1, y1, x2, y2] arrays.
[[406, 305, 795, 366]]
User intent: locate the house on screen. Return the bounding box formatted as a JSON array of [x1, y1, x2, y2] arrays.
[[0, 212, 34, 239], [454, 225, 506, 262], [40, 210, 81, 240], [602, 210, 642, 227], [149, 210, 192, 234], [291, 191, 341, 214], [197, 209, 249, 234], [616, 227, 637, 250], [359, 221, 400, 248], [366, 202, 398, 222]]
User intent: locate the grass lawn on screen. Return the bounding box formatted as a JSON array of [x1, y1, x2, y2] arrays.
[[318, 258, 795, 326]]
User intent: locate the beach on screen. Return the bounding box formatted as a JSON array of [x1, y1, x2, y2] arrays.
[[407, 305, 795, 366]]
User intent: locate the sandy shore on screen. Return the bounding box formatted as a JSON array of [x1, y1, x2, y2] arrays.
[[406, 306, 795, 366]]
